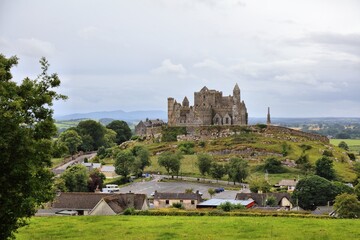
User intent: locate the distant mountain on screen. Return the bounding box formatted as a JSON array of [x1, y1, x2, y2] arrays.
[[55, 110, 167, 122]]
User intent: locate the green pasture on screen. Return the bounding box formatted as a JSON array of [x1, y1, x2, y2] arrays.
[[330, 139, 360, 152], [16, 215, 360, 240]]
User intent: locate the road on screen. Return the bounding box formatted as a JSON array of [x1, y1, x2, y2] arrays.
[[53, 152, 97, 175]]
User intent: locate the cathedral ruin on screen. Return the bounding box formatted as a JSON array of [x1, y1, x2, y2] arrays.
[[168, 84, 248, 127]]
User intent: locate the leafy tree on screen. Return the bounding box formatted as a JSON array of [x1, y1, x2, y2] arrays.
[[315, 156, 336, 180], [51, 140, 68, 158], [266, 196, 277, 207], [0, 55, 66, 239], [79, 134, 94, 152], [248, 177, 271, 193], [97, 146, 107, 159], [210, 162, 226, 183], [338, 141, 349, 151], [60, 164, 88, 192], [197, 153, 213, 179], [322, 149, 333, 157], [332, 181, 354, 195], [296, 154, 313, 174], [227, 157, 249, 185], [263, 157, 285, 173], [158, 151, 183, 178], [106, 120, 132, 144], [77, 120, 106, 150], [59, 129, 82, 156], [88, 169, 106, 192], [131, 146, 151, 177], [208, 188, 216, 198], [334, 193, 360, 218], [103, 128, 117, 148], [114, 150, 135, 180], [292, 175, 338, 210]]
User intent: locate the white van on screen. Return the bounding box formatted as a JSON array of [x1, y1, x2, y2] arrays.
[[102, 184, 120, 193]]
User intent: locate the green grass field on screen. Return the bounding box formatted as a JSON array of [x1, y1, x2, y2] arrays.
[[330, 139, 360, 152], [16, 215, 360, 240]]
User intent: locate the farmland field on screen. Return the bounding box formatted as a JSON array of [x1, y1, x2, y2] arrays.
[[16, 215, 360, 240], [330, 139, 360, 152]]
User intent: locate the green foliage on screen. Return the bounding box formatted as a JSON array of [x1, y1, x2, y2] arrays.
[[91, 156, 100, 163], [172, 202, 184, 209], [114, 150, 135, 180], [0, 55, 66, 239], [77, 120, 106, 151], [178, 141, 195, 154], [210, 162, 226, 182], [197, 153, 213, 177], [347, 153, 355, 161], [281, 142, 290, 157], [332, 181, 354, 195], [315, 156, 336, 180], [106, 120, 132, 145], [248, 177, 271, 193], [131, 146, 151, 177], [158, 151, 183, 178], [266, 196, 277, 207], [97, 146, 107, 159], [322, 149, 333, 157], [59, 129, 82, 155], [263, 157, 286, 173], [198, 141, 206, 148], [123, 207, 136, 215], [338, 141, 349, 151], [103, 128, 117, 148], [334, 193, 360, 218], [299, 144, 312, 152], [354, 183, 360, 200], [218, 201, 245, 212], [296, 154, 313, 174], [51, 140, 68, 158], [61, 164, 88, 192], [208, 188, 216, 198], [161, 127, 187, 142], [292, 175, 338, 210], [227, 157, 249, 185]]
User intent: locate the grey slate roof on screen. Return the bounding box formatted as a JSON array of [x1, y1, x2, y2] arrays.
[[52, 192, 114, 210], [103, 193, 148, 213]]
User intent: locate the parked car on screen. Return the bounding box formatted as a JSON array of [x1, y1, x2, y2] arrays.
[[215, 188, 225, 193], [102, 184, 120, 193]]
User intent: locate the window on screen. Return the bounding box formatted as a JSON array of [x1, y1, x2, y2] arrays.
[[180, 200, 183, 203], [165, 200, 169, 205], [225, 118, 229, 124], [191, 200, 195, 205]]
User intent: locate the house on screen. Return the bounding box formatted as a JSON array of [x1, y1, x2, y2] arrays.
[[153, 191, 202, 209], [90, 193, 148, 215], [197, 199, 255, 209], [274, 179, 298, 192], [51, 192, 115, 215], [235, 193, 293, 209], [134, 118, 165, 136]]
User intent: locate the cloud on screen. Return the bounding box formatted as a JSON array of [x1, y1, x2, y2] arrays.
[[17, 38, 55, 57], [151, 59, 187, 75], [78, 26, 100, 40]]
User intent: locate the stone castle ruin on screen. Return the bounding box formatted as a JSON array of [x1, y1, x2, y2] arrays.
[[168, 84, 248, 127]]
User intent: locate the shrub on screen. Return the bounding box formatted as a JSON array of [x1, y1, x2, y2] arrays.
[[347, 153, 356, 161], [218, 202, 245, 212], [172, 202, 184, 209], [198, 141, 206, 148], [161, 127, 187, 142], [263, 157, 286, 173], [178, 142, 195, 154], [123, 207, 136, 215], [322, 149, 333, 157], [299, 144, 312, 152]]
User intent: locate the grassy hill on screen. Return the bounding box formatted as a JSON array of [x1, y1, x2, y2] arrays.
[[119, 125, 357, 183], [16, 215, 360, 240]]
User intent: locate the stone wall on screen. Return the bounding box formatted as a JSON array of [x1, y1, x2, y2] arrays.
[[265, 125, 329, 143]]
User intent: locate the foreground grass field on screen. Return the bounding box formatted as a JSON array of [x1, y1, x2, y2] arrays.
[[17, 215, 360, 240]]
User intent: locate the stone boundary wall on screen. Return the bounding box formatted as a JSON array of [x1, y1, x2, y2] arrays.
[[265, 125, 329, 144]]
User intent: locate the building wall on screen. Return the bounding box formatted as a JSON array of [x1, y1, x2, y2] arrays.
[[90, 200, 116, 216], [154, 199, 198, 209], [280, 198, 293, 208]]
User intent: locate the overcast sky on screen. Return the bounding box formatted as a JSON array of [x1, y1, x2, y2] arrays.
[[1, 0, 359, 117]]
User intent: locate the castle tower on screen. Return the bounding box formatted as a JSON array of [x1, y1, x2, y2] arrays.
[[233, 83, 241, 103], [182, 96, 189, 107], [167, 98, 175, 126], [267, 107, 271, 125]]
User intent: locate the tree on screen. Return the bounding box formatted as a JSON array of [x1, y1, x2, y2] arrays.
[[266, 196, 277, 207], [77, 120, 106, 150], [58, 129, 82, 156], [334, 193, 360, 218], [292, 175, 338, 210], [106, 120, 132, 145], [354, 182, 360, 200], [0, 55, 66, 239], [60, 164, 88, 192], [227, 157, 249, 185], [51, 140, 68, 158], [210, 162, 226, 183], [131, 146, 151, 177], [114, 150, 135, 180], [158, 151, 183, 178], [263, 157, 285, 173], [197, 153, 213, 179], [208, 188, 216, 199], [315, 156, 336, 180], [248, 177, 271, 193], [296, 154, 313, 174], [338, 141, 349, 151], [88, 169, 106, 192], [103, 128, 117, 148]]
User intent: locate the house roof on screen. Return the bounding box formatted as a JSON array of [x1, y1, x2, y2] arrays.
[[154, 192, 201, 201], [235, 193, 292, 206], [276, 179, 297, 187], [52, 192, 114, 210], [101, 193, 148, 214]]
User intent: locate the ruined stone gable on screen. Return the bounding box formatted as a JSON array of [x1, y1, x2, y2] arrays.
[[168, 84, 248, 126]]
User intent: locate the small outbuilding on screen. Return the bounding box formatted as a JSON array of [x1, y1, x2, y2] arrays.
[[153, 191, 202, 209]]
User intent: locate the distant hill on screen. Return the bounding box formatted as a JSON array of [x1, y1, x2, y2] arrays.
[[55, 110, 167, 122]]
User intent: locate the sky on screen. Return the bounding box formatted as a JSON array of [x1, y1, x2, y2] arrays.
[[1, 0, 360, 118]]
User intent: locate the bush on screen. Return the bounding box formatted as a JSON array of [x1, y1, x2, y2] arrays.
[[322, 149, 333, 157], [263, 157, 286, 173], [178, 142, 195, 154], [218, 202, 245, 212], [198, 141, 206, 148], [123, 207, 136, 215], [347, 153, 356, 161], [299, 144, 312, 152], [161, 127, 187, 142], [172, 202, 184, 209]]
